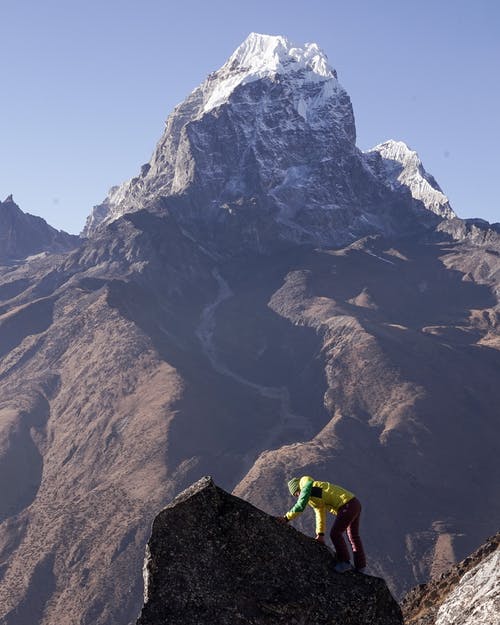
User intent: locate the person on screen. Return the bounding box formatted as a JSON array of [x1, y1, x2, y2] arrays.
[[278, 475, 366, 573]]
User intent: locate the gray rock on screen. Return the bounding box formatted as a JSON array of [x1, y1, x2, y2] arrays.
[[401, 531, 499, 625], [136, 477, 403, 625], [436, 216, 500, 246]]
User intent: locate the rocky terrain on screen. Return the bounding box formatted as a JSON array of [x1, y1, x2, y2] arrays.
[[0, 33, 499, 625], [402, 531, 499, 625], [136, 477, 403, 625]]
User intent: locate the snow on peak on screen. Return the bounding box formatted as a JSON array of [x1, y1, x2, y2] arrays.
[[365, 140, 456, 219], [202, 32, 337, 114], [374, 140, 417, 163], [230, 32, 333, 79]]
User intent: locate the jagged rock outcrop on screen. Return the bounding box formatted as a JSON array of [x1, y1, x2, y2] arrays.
[[136, 477, 402, 625], [436, 216, 500, 246], [0, 195, 80, 262], [401, 531, 499, 625]]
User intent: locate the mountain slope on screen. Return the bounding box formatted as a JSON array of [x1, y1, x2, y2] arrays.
[[0, 212, 218, 624], [1, 218, 498, 625]]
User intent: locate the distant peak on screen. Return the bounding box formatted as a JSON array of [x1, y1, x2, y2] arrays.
[[371, 140, 419, 164], [365, 140, 455, 220], [0, 194, 21, 214]]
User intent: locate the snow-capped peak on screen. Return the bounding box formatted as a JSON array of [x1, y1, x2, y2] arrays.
[[229, 32, 333, 79], [371, 140, 422, 169], [365, 140, 456, 219], [202, 32, 336, 113]]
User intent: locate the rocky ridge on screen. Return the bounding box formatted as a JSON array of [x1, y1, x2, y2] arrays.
[[136, 477, 403, 625], [402, 531, 499, 625]]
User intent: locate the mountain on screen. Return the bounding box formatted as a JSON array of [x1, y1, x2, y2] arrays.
[[402, 531, 499, 625], [364, 141, 455, 219], [0, 33, 499, 625], [0, 195, 80, 262], [83, 33, 451, 252], [136, 477, 403, 625]]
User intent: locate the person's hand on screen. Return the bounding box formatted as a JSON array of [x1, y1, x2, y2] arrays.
[[276, 516, 289, 524], [316, 534, 325, 544]]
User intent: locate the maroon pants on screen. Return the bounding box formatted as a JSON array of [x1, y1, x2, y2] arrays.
[[330, 497, 366, 570]]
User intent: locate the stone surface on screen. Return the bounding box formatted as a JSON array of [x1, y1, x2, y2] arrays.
[[401, 532, 499, 625], [136, 477, 403, 625]]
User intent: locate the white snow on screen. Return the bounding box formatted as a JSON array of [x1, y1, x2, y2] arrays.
[[435, 549, 500, 625], [365, 140, 455, 219], [202, 32, 337, 114]]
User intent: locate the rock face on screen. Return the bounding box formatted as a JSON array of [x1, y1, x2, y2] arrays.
[[364, 141, 454, 220], [0, 195, 79, 261], [401, 531, 499, 625], [136, 477, 403, 625]]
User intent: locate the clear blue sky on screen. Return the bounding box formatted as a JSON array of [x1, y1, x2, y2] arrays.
[[1, 0, 499, 234]]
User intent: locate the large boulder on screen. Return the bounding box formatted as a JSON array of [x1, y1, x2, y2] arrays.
[[136, 477, 402, 625]]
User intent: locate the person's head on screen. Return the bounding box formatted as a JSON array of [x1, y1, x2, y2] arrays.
[[287, 477, 300, 497]]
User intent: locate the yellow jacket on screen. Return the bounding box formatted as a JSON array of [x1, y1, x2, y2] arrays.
[[285, 475, 355, 534]]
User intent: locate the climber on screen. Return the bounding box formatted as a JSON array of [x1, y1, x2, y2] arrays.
[[278, 475, 366, 573]]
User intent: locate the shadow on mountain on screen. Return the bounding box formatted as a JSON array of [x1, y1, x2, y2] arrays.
[[0, 553, 56, 625], [0, 298, 55, 360], [91, 218, 326, 486], [105, 266, 326, 487], [0, 393, 50, 524], [309, 236, 495, 331]]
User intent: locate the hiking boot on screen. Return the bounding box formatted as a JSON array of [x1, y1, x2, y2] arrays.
[[334, 561, 353, 573]]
